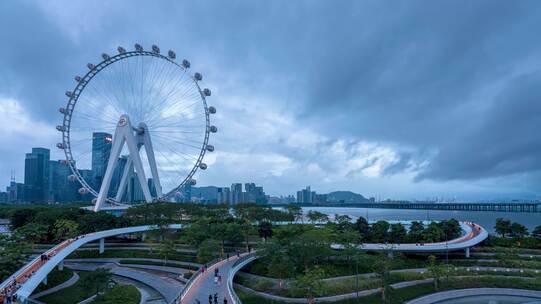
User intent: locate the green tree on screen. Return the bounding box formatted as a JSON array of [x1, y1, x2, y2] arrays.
[[0, 234, 30, 281], [509, 222, 528, 238], [9, 208, 37, 229], [157, 240, 176, 265], [53, 219, 79, 241], [495, 218, 512, 237], [83, 268, 112, 295], [262, 242, 294, 289], [389, 223, 407, 243], [532, 225, 541, 239], [258, 221, 273, 241], [374, 253, 392, 303], [371, 221, 390, 243], [423, 222, 444, 243], [335, 214, 353, 231], [307, 211, 329, 224], [440, 219, 461, 240], [354, 216, 370, 239], [284, 205, 303, 223], [408, 221, 425, 243], [293, 267, 325, 304], [14, 223, 48, 248], [427, 255, 444, 290], [197, 239, 221, 263]]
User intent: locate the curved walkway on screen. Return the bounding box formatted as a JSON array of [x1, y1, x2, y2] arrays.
[[180, 253, 251, 304], [66, 261, 182, 303], [332, 222, 488, 253], [1, 221, 487, 303], [406, 288, 541, 304], [0, 224, 182, 303]]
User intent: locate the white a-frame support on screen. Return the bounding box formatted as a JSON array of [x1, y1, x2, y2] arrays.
[[94, 115, 162, 212]]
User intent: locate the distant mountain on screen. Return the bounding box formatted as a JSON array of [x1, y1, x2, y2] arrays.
[[326, 191, 369, 203]]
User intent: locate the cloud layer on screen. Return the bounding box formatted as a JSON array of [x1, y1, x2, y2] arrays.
[[1, 0, 540, 200]]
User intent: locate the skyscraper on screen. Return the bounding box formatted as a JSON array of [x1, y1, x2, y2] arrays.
[[91, 132, 113, 190], [49, 160, 78, 203], [230, 183, 243, 204], [24, 148, 50, 203]]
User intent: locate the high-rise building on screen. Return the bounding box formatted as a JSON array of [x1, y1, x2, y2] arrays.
[[24, 148, 50, 203], [217, 187, 230, 204], [0, 192, 7, 203], [49, 160, 78, 203], [297, 186, 314, 204], [91, 132, 112, 190], [7, 181, 25, 203], [230, 183, 242, 204], [191, 186, 219, 203], [110, 155, 128, 198]]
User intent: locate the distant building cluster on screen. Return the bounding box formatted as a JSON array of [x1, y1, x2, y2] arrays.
[[182, 182, 268, 204], [0, 132, 158, 204], [296, 186, 327, 204]]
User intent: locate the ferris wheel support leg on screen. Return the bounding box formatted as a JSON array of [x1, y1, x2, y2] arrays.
[[124, 126, 153, 203], [115, 156, 133, 202], [95, 126, 125, 212], [141, 128, 162, 198]]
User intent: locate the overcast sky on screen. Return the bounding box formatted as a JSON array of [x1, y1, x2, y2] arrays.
[[1, 0, 541, 200]]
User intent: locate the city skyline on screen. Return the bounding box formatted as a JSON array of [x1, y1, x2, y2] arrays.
[[1, 1, 541, 200]]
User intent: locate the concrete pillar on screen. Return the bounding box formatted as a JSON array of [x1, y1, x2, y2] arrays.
[[58, 260, 64, 271], [42, 275, 47, 285], [142, 233, 147, 241], [99, 238, 105, 254], [465, 247, 470, 258]]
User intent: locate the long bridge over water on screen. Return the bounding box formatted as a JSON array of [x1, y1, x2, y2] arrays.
[[282, 202, 540, 213]]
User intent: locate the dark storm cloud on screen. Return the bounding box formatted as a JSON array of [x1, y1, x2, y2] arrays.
[[1, 0, 541, 195]]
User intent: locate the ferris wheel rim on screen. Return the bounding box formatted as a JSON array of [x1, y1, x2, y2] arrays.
[[59, 49, 211, 204]]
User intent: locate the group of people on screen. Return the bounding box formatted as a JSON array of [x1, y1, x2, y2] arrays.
[[207, 292, 227, 304], [0, 236, 81, 304]]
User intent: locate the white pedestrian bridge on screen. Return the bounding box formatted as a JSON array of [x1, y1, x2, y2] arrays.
[[0, 224, 183, 303], [0, 221, 487, 303]]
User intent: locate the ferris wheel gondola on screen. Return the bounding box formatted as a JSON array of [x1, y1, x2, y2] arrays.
[[56, 43, 216, 211]]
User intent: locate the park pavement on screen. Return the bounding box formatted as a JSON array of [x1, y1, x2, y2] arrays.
[[181, 254, 245, 304]]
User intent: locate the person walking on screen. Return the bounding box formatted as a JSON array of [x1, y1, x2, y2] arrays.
[[208, 294, 212, 304], [213, 293, 218, 304], [223, 298, 228, 304]]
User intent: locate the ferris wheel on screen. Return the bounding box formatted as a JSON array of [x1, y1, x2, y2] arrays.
[[56, 43, 216, 211]]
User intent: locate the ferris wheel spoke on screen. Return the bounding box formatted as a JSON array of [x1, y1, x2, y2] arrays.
[[62, 49, 212, 203]]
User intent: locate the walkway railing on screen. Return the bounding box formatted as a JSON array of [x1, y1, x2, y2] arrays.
[[227, 252, 258, 304]]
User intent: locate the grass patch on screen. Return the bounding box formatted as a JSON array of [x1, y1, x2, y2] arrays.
[[33, 268, 74, 293], [237, 276, 541, 304], [38, 271, 97, 304], [93, 285, 140, 304]]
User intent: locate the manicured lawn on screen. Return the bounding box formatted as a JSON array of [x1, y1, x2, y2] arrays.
[[33, 268, 74, 293], [38, 271, 97, 304], [92, 285, 140, 304], [237, 276, 541, 304]]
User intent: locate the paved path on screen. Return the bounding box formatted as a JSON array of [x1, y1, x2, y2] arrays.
[[66, 262, 183, 303], [30, 272, 80, 299], [181, 254, 246, 304]]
